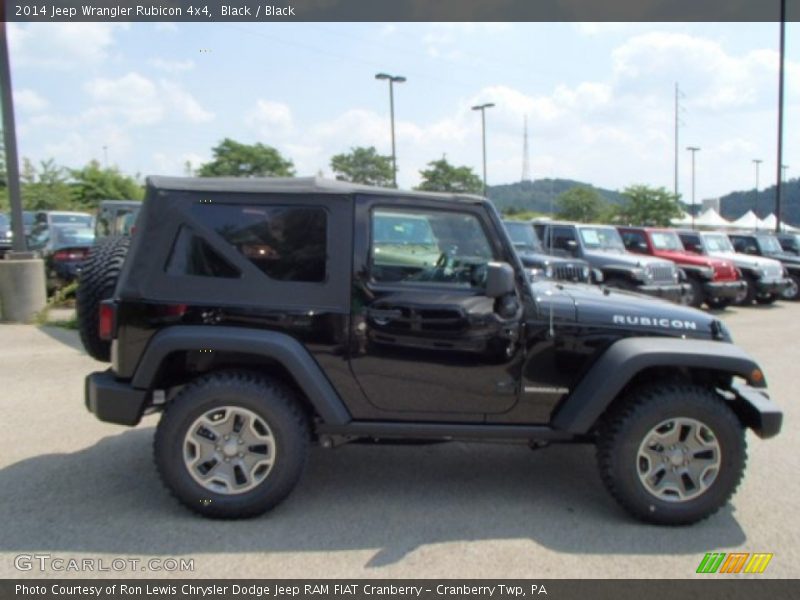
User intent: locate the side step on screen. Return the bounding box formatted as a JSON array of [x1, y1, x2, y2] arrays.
[[316, 421, 575, 443]]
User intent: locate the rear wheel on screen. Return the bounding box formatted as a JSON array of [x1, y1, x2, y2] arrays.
[[76, 236, 130, 361], [596, 383, 746, 525], [154, 371, 309, 518]]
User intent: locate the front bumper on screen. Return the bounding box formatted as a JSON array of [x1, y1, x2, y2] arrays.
[[755, 277, 792, 296], [730, 383, 782, 439], [636, 282, 689, 303], [85, 370, 148, 426], [704, 280, 747, 300]]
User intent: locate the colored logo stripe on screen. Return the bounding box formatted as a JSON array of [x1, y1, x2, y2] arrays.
[[744, 553, 773, 574], [720, 553, 749, 573], [697, 553, 726, 573]]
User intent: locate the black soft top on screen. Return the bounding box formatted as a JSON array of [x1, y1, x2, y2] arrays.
[[147, 176, 485, 204]]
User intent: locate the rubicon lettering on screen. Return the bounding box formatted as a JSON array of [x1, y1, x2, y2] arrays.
[[613, 315, 698, 330]]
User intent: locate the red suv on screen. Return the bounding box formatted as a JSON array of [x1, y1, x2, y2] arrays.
[[618, 227, 746, 308]]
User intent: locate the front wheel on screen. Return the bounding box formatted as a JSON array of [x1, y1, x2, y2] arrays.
[[684, 278, 704, 308], [154, 371, 310, 518], [596, 384, 746, 525], [755, 294, 778, 305], [781, 274, 800, 301]]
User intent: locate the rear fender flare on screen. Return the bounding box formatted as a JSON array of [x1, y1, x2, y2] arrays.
[[130, 325, 351, 425]]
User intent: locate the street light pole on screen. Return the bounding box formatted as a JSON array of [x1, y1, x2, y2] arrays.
[[471, 102, 495, 197], [753, 158, 763, 230], [0, 20, 25, 253], [375, 72, 406, 188], [775, 0, 786, 233], [687, 146, 700, 230]]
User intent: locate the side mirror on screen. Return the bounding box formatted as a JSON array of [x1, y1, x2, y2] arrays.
[[485, 261, 516, 297], [565, 239, 578, 254]]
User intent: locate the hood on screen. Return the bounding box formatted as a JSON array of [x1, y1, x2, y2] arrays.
[[707, 250, 782, 270], [585, 249, 673, 269], [518, 251, 588, 269], [654, 249, 715, 267], [530, 281, 723, 340], [765, 251, 800, 266]]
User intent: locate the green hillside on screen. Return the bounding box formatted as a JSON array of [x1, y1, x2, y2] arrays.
[[719, 178, 800, 226], [486, 179, 625, 214]]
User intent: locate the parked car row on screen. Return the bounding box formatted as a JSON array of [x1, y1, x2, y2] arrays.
[[2, 201, 141, 292], [502, 218, 799, 309]]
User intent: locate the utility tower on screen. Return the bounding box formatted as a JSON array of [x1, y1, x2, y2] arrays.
[[521, 116, 531, 183]]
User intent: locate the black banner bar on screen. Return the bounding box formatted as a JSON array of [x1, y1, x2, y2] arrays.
[[1, 580, 797, 600], [2, 0, 799, 23]]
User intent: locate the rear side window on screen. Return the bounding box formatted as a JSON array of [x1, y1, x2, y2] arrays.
[[189, 204, 327, 283]]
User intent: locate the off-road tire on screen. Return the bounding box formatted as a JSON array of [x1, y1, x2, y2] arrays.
[[705, 297, 732, 310], [596, 383, 746, 525], [76, 235, 130, 361], [781, 274, 800, 301], [755, 294, 778, 305], [739, 275, 758, 305], [604, 277, 637, 292], [154, 371, 310, 519], [685, 277, 704, 308]]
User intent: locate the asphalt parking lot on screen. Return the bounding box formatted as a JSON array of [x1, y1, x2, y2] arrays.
[[1, 304, 797, 579]]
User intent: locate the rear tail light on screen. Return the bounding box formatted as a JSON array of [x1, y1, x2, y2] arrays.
[[159, 304, 187, 318], [54, 249, 89, 261], [99, 301, 116, 341]]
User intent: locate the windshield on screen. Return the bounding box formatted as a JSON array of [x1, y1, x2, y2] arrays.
[[757, 235, 783, 253], [650, 231, 683, 251], [703, 233, 734, 252], [503, 221, 542, 252], [51, 213, 92, 227], [52, 226, 95, 249], [0, 214, 8, 227], [373, 211, 436, 245], [578, 226, 625, 250]]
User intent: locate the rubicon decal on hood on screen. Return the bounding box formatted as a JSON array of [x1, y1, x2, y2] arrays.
[[613, 315, 699, 330]]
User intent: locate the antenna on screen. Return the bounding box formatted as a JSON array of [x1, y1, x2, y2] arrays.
[[521, 116, 531, 183]]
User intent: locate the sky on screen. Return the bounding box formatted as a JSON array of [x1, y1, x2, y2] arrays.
[[6, 21, 800, 203]]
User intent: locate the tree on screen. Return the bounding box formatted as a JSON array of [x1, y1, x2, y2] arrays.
[[330, 146, 393, 187], [555, 186, 607, 222], [18, 158, 75, 211], [69, 160, 143, 210], [416, 158, 482, 194], [617, 185, 683, 226], [197, 138, 295, 177]]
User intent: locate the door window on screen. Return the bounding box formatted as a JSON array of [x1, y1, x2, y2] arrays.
[[370, 208, 495, 288]]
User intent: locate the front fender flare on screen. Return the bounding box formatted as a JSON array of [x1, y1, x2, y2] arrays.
[[550, 337, 763, 433], [130, 325, 351, 425]]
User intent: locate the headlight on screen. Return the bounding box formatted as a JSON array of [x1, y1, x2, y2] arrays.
[[544, 265, 554, 279], [631, 267, 647, 281], [699, 267, 714, 280], [582, 265, 590, 280]]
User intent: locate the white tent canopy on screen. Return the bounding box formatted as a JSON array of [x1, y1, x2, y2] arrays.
[[759, 214, 799, 232], [693, 208, 736, 229], [670, 211, 694, 227], [730, 210, 760, 229]]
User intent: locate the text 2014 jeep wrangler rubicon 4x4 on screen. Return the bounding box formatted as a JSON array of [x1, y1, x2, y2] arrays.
[[81, 177, 782, 525]]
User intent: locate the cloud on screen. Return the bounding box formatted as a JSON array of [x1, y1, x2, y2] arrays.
[[14, 89, 48, 112], [245, 100, 294, 137], [7, 23, 127, 68], [148, 58, 195, 73], [160, 81, 215, 123]]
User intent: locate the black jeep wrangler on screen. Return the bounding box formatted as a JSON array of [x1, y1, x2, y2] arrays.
[[82, 177, 782, 525]]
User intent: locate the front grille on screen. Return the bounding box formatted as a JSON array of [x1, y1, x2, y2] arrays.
[[763, 263, 783, 279], [553, 263, 589, 282], [649, 264, 675, 284]]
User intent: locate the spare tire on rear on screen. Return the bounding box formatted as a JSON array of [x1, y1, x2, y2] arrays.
[[77, 235, 130, 361]]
